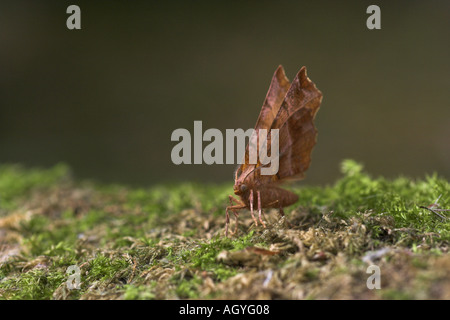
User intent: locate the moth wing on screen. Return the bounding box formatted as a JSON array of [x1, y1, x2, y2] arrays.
[[270, 66, 322, 130], [253, 65, 291, 131], [236, 65, 291, 181], [256, 66, 322, 184], [272, 106, 319, 181]]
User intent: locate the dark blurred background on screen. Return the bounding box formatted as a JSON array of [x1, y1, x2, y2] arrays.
[[0, 1, 449, 186]]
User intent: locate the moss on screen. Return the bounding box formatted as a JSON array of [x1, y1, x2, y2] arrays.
[[178, 233, 259, 281], [0, 160, 448, 300], [123, 283, 156, 300], [0, 163, 69, 212], [174, 276, 203, 299], [0, 268, 66, 299]]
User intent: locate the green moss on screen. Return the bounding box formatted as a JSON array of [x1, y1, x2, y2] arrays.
[[86, 254, 130, 282], [0, 268, 66, 300], [0, 163, 69, 212], [0, 160, 448, 300], [178, 233, 258, 281], [297, 159, 449, 243], [380, 289, 415, 300], [123, 283, 156, 300], [172, 274, 203, 299]]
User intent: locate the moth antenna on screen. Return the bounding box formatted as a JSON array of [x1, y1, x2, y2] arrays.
[[234, 165, 243, 181]]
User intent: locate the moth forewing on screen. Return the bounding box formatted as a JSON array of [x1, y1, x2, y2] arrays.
[[258, 128, 280, 176]]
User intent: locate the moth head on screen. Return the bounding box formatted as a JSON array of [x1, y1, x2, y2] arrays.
[[234, 165, 252, 196], [233, 183, 248, 195]]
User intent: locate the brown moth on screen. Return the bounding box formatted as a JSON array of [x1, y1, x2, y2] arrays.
[[225, 65, 322, 236]]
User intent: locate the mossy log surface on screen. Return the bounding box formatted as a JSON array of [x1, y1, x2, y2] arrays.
[[0, 160, 448, 299]]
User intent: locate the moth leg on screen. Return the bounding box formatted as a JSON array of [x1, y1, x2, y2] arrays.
[[229, 205, 244, 236], [225, 207, 230, 236], [233, 211, 239, 235], [278, 205, 294, 228], [226, 196, 246, 236], [225, 206, 240, 236], [249, 189, 258, 226], [257, 190, 266, 228], [264, 200, 293, 228]]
